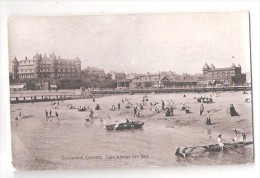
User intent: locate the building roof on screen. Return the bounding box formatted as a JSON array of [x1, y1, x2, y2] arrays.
[[170, 78, 198, 83], [210, 64, 215, 69], [207, 67, 235, 72], [11, 57, 18, 63], [203, 63, 209, 70], [82, 66, 104, 71], [132, 75, 169, 83]]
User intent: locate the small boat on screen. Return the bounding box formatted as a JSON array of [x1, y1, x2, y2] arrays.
[[106, 121, 144, 131], [175, 141, 253, 157]]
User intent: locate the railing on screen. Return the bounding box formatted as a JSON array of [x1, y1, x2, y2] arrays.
[[90, 85, 251, 94]]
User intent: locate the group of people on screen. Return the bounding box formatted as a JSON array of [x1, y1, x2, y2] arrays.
[[51, 101, 60, 109], [181, 103, 191, 114], [176, 128, 247, 157], [45, 109, 59, 122], [197, 96, 213, 104], [217, 128, 246, 151]]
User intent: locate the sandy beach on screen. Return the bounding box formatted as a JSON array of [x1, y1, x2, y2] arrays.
[[10, 91, 254, 170]]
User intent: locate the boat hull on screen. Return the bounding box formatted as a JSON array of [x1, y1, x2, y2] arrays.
[[106, 121, 144, 131]]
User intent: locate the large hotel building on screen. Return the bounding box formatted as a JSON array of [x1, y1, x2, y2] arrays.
[[11, 52, 81, 79], [199, 63, 246, 85]]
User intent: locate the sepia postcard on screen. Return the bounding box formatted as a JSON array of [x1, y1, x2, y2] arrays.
[[8, 12, 254, 170]]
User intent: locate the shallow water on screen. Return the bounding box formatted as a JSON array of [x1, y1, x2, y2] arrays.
[[11, 92, 254, 170]]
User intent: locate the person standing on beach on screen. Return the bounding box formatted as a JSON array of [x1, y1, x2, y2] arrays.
[[89, 109, 94, 119], [162, 100, 165, 111], [217, 134, 225, 151], [93, 97, 95, 102], [200, 104, 204, 116], [55, 111, 59, 122], [18, 112, 22, 120], [134, 107, 138, 117], [206, 111, 211, 125], [118, 103, 120, 110], [45, 110, 49, 120], [49, 109, 52, 121]]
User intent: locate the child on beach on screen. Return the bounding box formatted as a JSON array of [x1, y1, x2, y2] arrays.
[[217, 134, 225, 151]]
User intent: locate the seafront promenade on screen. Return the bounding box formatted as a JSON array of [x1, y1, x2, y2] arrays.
[[10, 89, 88, 103], [90, 85, 251, 95], [10, 85, 251, 104]]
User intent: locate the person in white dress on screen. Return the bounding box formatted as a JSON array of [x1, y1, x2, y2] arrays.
[[217, 134, 225, 151]]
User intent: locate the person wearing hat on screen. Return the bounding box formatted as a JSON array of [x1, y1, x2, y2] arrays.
[[230, 104, 239, 117], [206, 110, 212, 125], [217, 134, 225, 151], [232, 128, 246, 142]]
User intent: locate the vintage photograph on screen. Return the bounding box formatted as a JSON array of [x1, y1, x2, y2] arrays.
[[8, 12, 253, 170]]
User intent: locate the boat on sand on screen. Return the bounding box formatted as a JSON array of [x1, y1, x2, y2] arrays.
[[106, 121, 144, 131], [175, 141, 253, 157]]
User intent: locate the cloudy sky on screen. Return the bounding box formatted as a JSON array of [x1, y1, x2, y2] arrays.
[[8, 12, 250, 74]]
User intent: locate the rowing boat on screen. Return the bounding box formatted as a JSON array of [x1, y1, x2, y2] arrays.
[[106, 121, 144, 131], [175, 141, 253, 157]]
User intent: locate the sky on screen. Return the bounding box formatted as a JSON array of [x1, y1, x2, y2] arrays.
[[8, 12, 251, 74]]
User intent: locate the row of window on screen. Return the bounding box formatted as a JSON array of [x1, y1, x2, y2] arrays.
[[18, 69, 79, 73], [19, 60, 34, 64], [18, 69, 34, 73], [17, 73, 79, 78], [58, 62, 76, 65], [17, 60, 79, 65], [18, 74, 34, 78], [206, 72, 232, 78], [39, 69, 51, 72], [58, 65, 75, 67], [57, 73, 78, 77], [39, 64, 51, 68], [57, 69, 76, 72]]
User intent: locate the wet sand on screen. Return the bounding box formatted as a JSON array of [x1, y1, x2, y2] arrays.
[[10, 91, 254, 170]]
